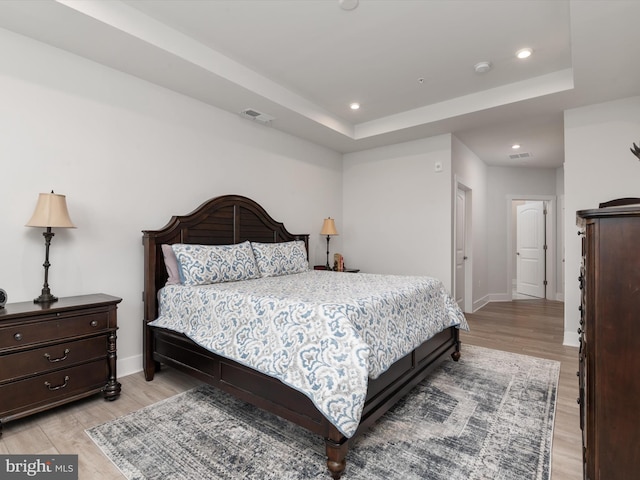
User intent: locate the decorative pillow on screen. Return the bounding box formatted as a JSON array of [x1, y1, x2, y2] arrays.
[[161, 244, 181, 285], [171, 241, 260, 286], [251, 241, 309, 277]]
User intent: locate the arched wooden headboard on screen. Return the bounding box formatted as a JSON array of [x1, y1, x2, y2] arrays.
[[142, 194, 309, 323]]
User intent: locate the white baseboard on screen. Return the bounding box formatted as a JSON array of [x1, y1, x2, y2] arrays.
[[471, 295, 490, 312], [563, 331, 580, 347], [556, 292, 565, 302], [118, 354, 143, 378], [488, 293, 512, 302]]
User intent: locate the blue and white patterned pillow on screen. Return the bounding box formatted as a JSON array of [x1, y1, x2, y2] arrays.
[[251, 241, 308, 277], [172, 241, 260, 286]]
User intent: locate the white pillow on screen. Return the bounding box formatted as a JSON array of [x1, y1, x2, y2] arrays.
[[172, 241, 260, 286], [251, 241, 309, 277]]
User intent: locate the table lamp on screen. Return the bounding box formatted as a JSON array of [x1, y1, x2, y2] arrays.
[[26, 191, 76, 303], [320, 217, 338, 270]]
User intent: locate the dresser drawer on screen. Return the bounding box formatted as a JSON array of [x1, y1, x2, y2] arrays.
[[0, 359, 108, 418], [0, 311, 110, 349], [0, 336, 107, 383]]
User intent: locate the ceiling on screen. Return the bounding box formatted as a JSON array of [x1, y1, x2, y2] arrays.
[[1, 0, 639, 168]]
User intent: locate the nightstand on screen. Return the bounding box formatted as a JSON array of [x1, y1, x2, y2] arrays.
[[313, 265, 360, 273], [0, 294, 121, 436]]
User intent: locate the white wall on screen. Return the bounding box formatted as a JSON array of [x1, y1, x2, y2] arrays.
[[564, 95, 640, 346], [485, 167, 559, 300], [342, 135, 454, 289], [0, 28, 343, 375], [451, 135, 488, 311]]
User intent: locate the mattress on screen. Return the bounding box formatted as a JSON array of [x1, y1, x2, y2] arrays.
[[149, 270, 468, 437]]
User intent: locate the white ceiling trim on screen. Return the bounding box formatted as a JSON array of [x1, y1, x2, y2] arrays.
[[1, 0, 635, 164], [53, 0, 576, 143], [57, 0, 356, 138], [356, 69, 574, 139]]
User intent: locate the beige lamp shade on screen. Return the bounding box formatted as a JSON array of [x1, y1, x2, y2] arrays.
[[26, 192, 76, 228], [320, 217, 338, 236]]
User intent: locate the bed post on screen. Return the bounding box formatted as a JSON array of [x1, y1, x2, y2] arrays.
[[325, 428, 349, 480], [142, 233, 158, 381], [143, 327, 156, 380], [451, 327, 461, 361]]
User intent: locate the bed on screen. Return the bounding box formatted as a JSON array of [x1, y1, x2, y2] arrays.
[[142, 194, 466, 479]]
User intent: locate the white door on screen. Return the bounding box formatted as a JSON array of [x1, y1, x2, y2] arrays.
[[455, 188, 466, 308], [516, 202, 545, 298]]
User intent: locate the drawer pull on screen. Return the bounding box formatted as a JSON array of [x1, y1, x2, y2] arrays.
[[44, 376, 70, 391], [90, 320, 99, 327], [13, 333, 23, 341], [44, 349, 70, 363]]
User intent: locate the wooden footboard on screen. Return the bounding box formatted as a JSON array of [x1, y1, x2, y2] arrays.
[[147, 323, 460, 479]]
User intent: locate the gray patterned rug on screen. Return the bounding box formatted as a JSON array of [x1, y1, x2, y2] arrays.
[[86, 345, 559, 480]]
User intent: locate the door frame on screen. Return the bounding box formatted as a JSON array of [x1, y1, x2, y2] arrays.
[[454, 177, 473, 312], [506, 194, 556, 301]]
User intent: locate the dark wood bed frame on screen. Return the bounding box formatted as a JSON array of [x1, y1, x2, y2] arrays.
[[142, 194, 461, 479]]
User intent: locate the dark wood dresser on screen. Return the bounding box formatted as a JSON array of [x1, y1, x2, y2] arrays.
[[577, 206, 640, 480], [0, 294, 121, 435]]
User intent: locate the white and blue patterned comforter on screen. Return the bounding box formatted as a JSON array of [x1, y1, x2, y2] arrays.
[[149, 270, 468, 437]]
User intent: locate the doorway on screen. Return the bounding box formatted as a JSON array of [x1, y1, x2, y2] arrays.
[[507, 195, 556, 301], [454, 180, 472, 312]]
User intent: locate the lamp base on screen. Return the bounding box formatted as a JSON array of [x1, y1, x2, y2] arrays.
[[34, 228, 58, 305], [34, 293, 58, 304], [325, 235, 331, 271]]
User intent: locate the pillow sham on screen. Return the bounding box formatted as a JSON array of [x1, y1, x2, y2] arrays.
[[161, 244, 181, 285], [251, 240, 308, 277], [172, 241, 260, 286]]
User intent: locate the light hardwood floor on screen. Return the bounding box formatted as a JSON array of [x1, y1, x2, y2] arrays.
[[0, 299, 581, 479]]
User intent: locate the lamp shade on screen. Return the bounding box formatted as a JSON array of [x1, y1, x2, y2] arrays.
[[320, 217, 338, 236], [26, 192, 76, 228]]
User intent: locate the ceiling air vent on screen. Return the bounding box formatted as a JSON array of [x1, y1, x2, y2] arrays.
[[509, 152, 532, 160], [239, 108, 275, 125]]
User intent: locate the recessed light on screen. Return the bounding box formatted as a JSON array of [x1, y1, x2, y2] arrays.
[[350, 102, 360, 110], [512, 144, 521, 150], [516, 48, 532, 59]]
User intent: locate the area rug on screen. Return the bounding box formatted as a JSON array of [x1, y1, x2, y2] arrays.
[[86, 345, 559, 480]]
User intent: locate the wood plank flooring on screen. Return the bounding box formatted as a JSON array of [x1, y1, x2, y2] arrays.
[[0, 299, 581, 479]]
